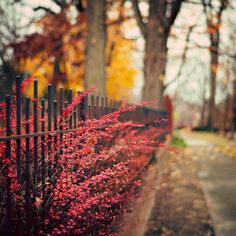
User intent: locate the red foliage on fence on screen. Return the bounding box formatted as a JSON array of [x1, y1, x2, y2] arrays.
[[0, 80, 170, 235]]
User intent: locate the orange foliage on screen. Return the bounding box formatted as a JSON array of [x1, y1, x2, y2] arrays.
[[15, 3, 137, 100], [106, 35, 137, 100]]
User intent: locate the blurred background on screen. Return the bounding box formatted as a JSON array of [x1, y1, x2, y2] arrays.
[[0, 0, 235, 134]]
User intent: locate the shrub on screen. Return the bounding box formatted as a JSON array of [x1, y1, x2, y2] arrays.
[[0, 80, 170, 235], [171, 135, 187, 148]]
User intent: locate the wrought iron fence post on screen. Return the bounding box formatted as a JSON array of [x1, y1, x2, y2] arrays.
[[47, 84, 52, 178], [25, 97, 31, 234], [41, 99, 46, 201], [33, 80, 38, 195], [16, 76, 21, 182], [5, 95, 12, 235]]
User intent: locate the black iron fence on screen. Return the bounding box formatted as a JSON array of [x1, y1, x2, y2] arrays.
[[0, 76, 169, 235]]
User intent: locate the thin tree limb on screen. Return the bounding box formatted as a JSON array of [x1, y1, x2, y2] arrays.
[[167, 0, 184, 32], [131, 0, 147, 38], [33, 6, 56, 15], [165, 24, 195, 88], [73, 0, 84, 12]]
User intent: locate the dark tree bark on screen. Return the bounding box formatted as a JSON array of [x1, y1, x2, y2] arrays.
[[84, 0, 106, 96], [132, 0, 183, 108], [144, 1, 167, 107]]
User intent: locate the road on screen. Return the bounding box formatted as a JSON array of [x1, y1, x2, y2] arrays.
[[181, 131, 236, 236]]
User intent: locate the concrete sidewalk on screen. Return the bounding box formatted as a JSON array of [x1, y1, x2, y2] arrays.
[[182, 132, 236, 236], [144, 149, 215, 236]]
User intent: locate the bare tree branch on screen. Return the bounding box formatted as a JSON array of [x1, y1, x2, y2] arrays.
[[53, 0, 67, 9], [73, 0, 84, 12], [33, 6, 56, 15], [131, 0, 147, 38], [185, 0, 235, 9], [165, 24, 195, 88], [168, 0, 184, 28]]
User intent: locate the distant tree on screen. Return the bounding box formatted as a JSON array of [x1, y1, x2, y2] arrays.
[[0, 1, 20, 97], [233, 73, 236, 136], [11, 1, 86, 96], [228, 29, 236, 137], [201, 0, 228, 130], [10, 0, 136, 99], [132, 0, 184, 107]]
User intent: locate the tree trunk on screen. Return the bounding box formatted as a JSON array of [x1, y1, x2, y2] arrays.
[[232, 79, 236, 137], [222, 95, 230, 135], [200, 99, 206, 128], [142, 2, 168, 109], [131, 0, 183, 108], [200, 75, 207, 127], [207, 47, 218, 130], [84, 0, 106, 96], [202, 0, 228, 130]]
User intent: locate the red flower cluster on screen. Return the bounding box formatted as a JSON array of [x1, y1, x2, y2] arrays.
[[0, 81, 171, 235]]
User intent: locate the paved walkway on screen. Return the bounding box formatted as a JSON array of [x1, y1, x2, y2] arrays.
[[144, 146, 215, 236], [181, 132, 236, 236]]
